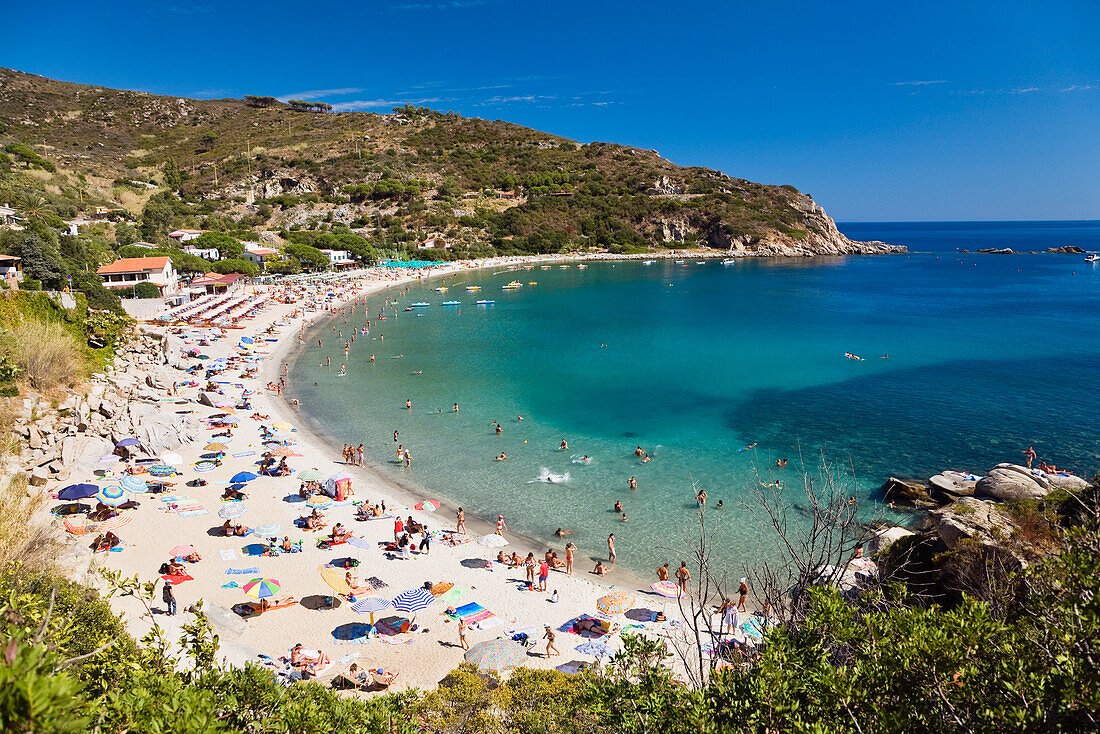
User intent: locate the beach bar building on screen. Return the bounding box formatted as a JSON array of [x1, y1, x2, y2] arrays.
[[0, 255, 22, 286], [96, 256, 179, 295]]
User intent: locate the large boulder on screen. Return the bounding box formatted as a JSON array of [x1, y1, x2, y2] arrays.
[[932, 497, 1017, 550], [867, 526, 914, 556], [975, 463, 1089, 502], [882, 477, 930, 505], [929, 472, 977, 502]]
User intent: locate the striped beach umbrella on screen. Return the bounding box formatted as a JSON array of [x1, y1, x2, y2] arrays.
[[414, 500, 440, 512], [147, 465, 176, 477], [306, 495, 332, 510], [478, 533, 508, 548], [218, 503, 247, 519], [650, 581, 683, 598], [120, 475, 148, 492], [204, 442, 228, 452], [95, 484, 129, 507], [464, 639, 527, 673], [95, 515, 132, 533], [319, 567, 351, 595], [230, 471, 259, 483], [193, 461, 216, 473], [254, 522, 281, 537], [298, 468, 324, 482], [243, 577, 281, 600], [351, 597, 393, 624], [391, 588, 435, 613], [596, 591, 634, 617]]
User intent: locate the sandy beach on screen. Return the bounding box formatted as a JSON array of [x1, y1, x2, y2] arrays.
[[66, 256, 718, 692]]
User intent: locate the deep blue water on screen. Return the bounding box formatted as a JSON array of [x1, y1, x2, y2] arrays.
[[290, 221, 1100, 575]]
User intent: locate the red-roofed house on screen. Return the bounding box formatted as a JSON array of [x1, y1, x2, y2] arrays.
[[96, 256, 179, 294], [168, 229, 206, 243], [243, 244, 278, 269], [189, 272, 246, 295]]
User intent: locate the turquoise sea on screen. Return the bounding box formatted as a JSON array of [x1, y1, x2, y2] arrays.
[[289, 221, 1100, 576]]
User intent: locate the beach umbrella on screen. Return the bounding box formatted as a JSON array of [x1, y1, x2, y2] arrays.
[[160, 452, 184, 466], [240, 336, 254, 344], [148, 465, 176, 477], [119, 475, 148, 492], [194, 461, 216, 473], [391, 588, 435, 613], [650, 581, 683, 598], [346, 537, 372, 550], [740, 616, 766, 643], [170, 544, 197, 558], [319, 567, 351, 596], [230, 471, 259, 484], [327, 471, 353, 484], [268, 446, 302, 457], [332, 622, 373, 644], [218, 503, 248, 519], [254, 522, 281, 537], [58, 483, 98, 501], [115, 438, 141, 447], [351, 597, 393, 624], [95, 515, 132, 533], [243, 577, 281, 600], [96, 484, 129, 507], [596, 591, 634, 617], [414, 500, 440, 512], [272, 421, 295, 432], [204, 442, 228, 452], [464, 639, 527, 673], [478, 533, 508, 548], [306, 495, 332, 510]]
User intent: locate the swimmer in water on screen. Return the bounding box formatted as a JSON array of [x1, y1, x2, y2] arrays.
[[405, 399, 412, 409], [614, 500, 623, 513], [560, 439, 568, 450], [628, 476, 637, 490], [635, 446, 644, 457], [453, 403, 459, 413], [776, 458, 788, 467], [716, 499, 724, 508], [641, 453, 651, 463], [496, 452, 507, 461], [339, 364, 346, 375], [581, 455, 590, 463], [517, 415, 524, 421], [495, 424, 503, 434], [555, 528, 573, 537]]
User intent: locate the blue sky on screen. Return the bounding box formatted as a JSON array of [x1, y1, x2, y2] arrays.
[[2, 1, 1098, 221]]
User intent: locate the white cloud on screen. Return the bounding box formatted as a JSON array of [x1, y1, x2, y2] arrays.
[[277, 88, 365, 101], [1061, 83, 1096, 92], [1010, 87, 1040, 94], [328, 97, 444, 111], [891, 80, 948, 87]]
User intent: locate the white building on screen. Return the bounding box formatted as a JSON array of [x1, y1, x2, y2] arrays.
[[168, 229, 205, 243], [318, 249, 356, 269], [96, 256, 179, 295], [181, 244, 220, 260]]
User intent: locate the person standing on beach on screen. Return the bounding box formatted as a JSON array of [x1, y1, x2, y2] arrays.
[[458, 618, 469, 651], [607, 533, 616, 563], [162, 581, 176, 616], [525, 553, 536, 585], [657, 563, 669, 582], [565, 542, 576, 575], [357, 444, 364, 466], [538, 558, 550, 591], [456, 508, 465, 534], [394, 516, 404, 541], [543, 625, 559, 657], [737, 577, 749, 612], [676, 561, 690, 592], [496, 514, 507, 537]]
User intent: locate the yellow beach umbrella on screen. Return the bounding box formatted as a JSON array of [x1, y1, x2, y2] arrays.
[[272, 421, 295, 432], [319, 566, 352, 596]]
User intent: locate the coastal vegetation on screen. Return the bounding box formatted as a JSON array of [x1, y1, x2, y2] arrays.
[[0, 469, 1095, 733], [0, 67, 893, 318]]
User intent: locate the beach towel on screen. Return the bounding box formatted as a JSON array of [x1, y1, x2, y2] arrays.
[[447, 602, 485, 619], [436, 586, 467, 605], [159, 495, 190, 504], [226, 566, 260, 575], [161, 573, 194, 585], [365, 576, 388, 590], [222, 582, 240, 589], [178, 508, 209, 517], [219, 549, 237, 562], [63, 518, 90, 535], [233, 451, 256, 457], [346, 537, 372, 550]]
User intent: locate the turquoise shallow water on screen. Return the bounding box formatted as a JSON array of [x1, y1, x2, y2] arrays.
[[290, 222, 1100, 576]]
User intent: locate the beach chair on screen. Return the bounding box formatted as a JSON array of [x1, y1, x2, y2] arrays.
[[371, 668, 399, 689]]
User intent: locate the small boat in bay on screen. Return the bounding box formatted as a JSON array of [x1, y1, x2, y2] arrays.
[[476, 299, 495, 305], [442, 300, 461, 306]]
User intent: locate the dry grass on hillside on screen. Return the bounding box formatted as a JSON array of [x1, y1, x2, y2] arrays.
[[9, 320, 83, 390], [0, 473, 61, 569]]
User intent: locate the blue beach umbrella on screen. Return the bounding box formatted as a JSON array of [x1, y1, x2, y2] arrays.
[[96, 484, 129, 507], [120, 475, 148, 492], [391, 588, 435, 613], [115, 438, 141, 447], [240, 336, 255, 345], [147, 465, 176, 477], [351, 597, 393, 624], [230, 472, 259, 484], [58, 483, 98, 501]]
